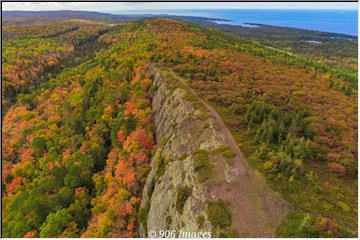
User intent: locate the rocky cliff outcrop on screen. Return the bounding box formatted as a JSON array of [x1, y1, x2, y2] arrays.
[[139, 67, 290, 237]]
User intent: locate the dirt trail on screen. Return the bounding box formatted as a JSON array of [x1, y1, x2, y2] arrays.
[[170, 70, 291, 237], [170, 71, 248, 175]]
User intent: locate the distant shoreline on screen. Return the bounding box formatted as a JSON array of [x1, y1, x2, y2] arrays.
[[3, 10, 358, 37], [210, 20, 358, 38]]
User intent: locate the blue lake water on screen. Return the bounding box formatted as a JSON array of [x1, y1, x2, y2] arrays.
[[113, 9, 358, 36]]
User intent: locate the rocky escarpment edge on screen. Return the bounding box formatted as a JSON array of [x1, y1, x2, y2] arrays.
[[138, 67, 291, 237], [138, 67, 228, 236]]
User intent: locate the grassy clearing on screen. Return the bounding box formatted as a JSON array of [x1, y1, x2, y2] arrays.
[[193, 149, 214, 183], [207, 199, 239, 237]]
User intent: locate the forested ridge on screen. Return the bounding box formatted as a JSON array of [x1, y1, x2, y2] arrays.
[[2, 17, 358, 237], [205, 22, 358, 71], [2, 19, 110, 116]]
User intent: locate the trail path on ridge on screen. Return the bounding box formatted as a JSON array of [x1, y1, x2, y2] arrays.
[[169, 70, 291, 237], [169, 71, 247, 174]]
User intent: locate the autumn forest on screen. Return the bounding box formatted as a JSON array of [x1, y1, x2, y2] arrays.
[[1, 10, 358, 238]]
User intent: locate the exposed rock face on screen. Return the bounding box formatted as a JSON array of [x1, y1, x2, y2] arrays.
[[139, 68, 226, 236], [139, 67, 290, 237]]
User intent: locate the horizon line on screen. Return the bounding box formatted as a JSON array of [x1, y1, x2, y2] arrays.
[[3, 8, 358, 12]]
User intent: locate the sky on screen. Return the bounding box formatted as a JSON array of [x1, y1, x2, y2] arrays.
[[2, 2, 358, 12]]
